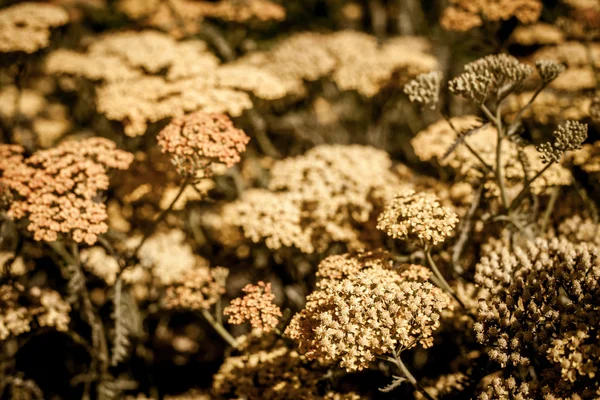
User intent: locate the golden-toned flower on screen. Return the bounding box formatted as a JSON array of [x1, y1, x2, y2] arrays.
[[224, 281, 282, 332], [441, 0, 542, 32], [225, 144, 405, 253], [377, 189, 459, 247], [0, 2, 69, 54], [163, 266, 228, 310], [286, 253, 452, 371]]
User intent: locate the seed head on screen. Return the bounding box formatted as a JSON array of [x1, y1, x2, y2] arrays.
[[404, 71, 442, 109], [537, 120, 588, 164], [535, 59, 566, 83]]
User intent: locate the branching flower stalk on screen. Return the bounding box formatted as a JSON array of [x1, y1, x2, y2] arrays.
[[200, 308, 239, 349], [382, 347, 436, 400]]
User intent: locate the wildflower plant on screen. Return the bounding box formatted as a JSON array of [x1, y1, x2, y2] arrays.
[[0, 2, 599, 400]]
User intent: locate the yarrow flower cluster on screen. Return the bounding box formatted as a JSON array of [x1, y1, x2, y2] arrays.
[[449, 54, 533, 103], [224, 281, 282, 332], [0, 2, 69, 54], [0, 138, 133, 245], [403, 71, 442, 109], [536, 120, 588, 164], [286, 252, 453, 371], [0, 284, 71, 341], [157, 112, 250, 178], [163, 266, 229, 311], [377, 189, 459, 247]]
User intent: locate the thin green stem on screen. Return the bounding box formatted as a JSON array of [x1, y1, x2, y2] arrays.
[[508, 161, 554, 212], [393, 349, 436, 400], [540, 186, 560, 234], [488, 103, 509, 210], [201, 309, 238, 349], [506, 84, 546, 137], [440, 113, 493, 173], [425, 247, 465, 309]]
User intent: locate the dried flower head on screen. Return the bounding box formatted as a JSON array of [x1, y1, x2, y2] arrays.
[[404, 71, 442, 109], [224, 281, 282, 332], [475, 238, 600, 390], [377, 189, 459, 247], [225, 145, 404, 253], [163, 266, 228, 310], [0, 2, 69, 54], [536, 120, 588, 164], [286, 253, 453, 371], [449, 54, 533, 103], [157, 112, 250, 178], [535, 59, 567, 83], [0, 138, 133, 245]]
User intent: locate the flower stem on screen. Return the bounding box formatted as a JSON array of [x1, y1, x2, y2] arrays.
[[425, 247, 465, 309], [393, 349, 436, 400], [508, 161, 554, 212], [123, 176, 192, 268], [201, 309, 238, 349]]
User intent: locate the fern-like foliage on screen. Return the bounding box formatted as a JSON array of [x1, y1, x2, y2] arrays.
[[110, 278, 142, 366]]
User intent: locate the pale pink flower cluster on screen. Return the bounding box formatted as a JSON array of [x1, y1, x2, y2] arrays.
[[0, 138, 133, 245], [157, 112, 250, 178], [224, 281, 282, 332]]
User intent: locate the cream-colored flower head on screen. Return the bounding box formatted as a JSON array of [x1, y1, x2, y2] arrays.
[[286, 253, 453, 371], [0, 2, 69, 54], [377, 189, 458, 247]]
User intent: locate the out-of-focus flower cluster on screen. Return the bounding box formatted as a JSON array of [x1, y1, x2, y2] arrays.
[[0, 2, 69, 54], [116, 0, 285, 37], [45, 30, 438, 135], [0, 86, 72, 149], [119, 229, 228, 307], [0, 138, 133, 245], [286, 251, 453, 371], [223, 144, 407, 253], [441, 0, 542, 32], [1, 284, 70, 341]]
